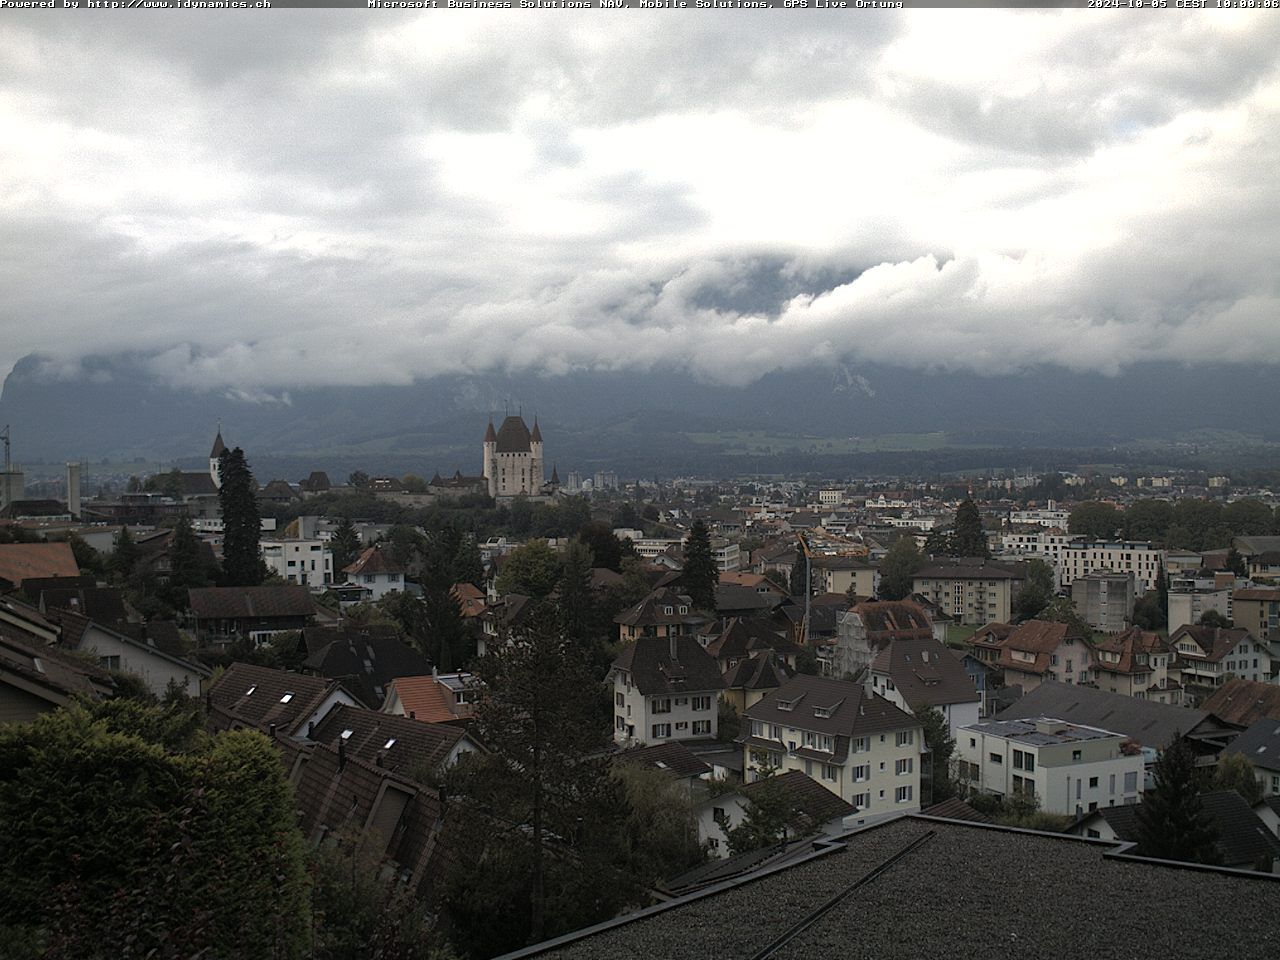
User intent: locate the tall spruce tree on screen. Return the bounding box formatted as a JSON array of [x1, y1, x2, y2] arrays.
[[1136, 735, 1221, 865], [217, 447, 264, 587], [165, 515, 207, 610], [451, 532, 485, 587], [110, 525, 141, 584], [330, 516, 361, 576], [682, 519, 717, 613], [878, 536, 922, 601], [950, 498, 989, 558]]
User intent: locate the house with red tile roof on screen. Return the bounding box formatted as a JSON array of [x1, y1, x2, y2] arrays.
[[997, 619, 1091, 693], [1090, 627, 1181, 703], [382, 671, 479, 726], [341, 546, 407, 601], [1170, 624, 1271, 696]]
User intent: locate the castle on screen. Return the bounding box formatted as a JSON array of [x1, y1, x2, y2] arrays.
[[482, 414, 550, 499]]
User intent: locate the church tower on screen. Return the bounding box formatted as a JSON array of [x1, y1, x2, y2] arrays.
[[482, 417, 498, 498], [210, 426, 227, 490]]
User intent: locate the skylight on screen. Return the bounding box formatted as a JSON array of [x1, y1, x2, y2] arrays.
[[280, 692, 293, 703], [383, 738, 396, 749], [245, 685, 257, 696], [341, 729, 354, 740]]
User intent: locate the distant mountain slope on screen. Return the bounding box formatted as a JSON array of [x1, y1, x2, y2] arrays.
[[2, 352, 1278, 475]]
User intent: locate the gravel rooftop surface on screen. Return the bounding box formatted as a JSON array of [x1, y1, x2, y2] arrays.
[[530, 818, 1280, 960]]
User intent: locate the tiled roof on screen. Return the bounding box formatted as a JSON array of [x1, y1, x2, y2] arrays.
[[1201, 677, 1280, 728], [343, 546, 405, 577], [615, 588, 703, 629], [723, 654, 789, 692], [1090, 627, 1171, 676], [714, 583, 780, 613], [998, 620, 1081, 676], [207, 662, 348, 734], [494, 415, 532, 453], [1233, 587, 1280, 602], [744, 675, 919, 759], [0, 629, 114, 704], [303, 629, 432, 708], [188, 585, 317, 621], [0, 542, 79, 586], [1169, 625, 1254, 663], [743, 770, 855, 831], [1221, 717, 1280, 774], [612, 636, 725, 697], [385, 673, 476, 724], [616, 741, 713, 780], [849, 601, 934, 640], [706, 617, 799, 664], [921, 797, 993, 824], [870, 638, 979, 709], [36, 585, 130, 625], [310, 703, 469, 776]]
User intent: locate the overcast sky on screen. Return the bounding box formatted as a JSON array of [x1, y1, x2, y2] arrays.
[[2, 11, 1278, 393]]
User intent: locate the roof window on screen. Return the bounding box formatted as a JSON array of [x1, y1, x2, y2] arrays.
[[245, 685, 257, 697], [383, 738, 397, 749], [280, 692, 293, 703], [341, 729, 354, 740]]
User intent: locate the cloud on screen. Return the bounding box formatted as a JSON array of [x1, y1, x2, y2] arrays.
[[1, 12, 1278, 394]]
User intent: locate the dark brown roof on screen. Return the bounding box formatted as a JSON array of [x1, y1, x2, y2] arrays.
[[998, 620, 1082, 676], [743, 770, 855, 832], [612, 636, 725, 697], [921, 797, 993, 824], [210, 430, 227, 459], [302, 629, 432, 708], [175, 472, 219, 496], [342, 546, 405, 577], [188, 585, 318, 621], [616, 741, 713, 780], [484, 419, 497, 443], [744, 675, 920, 760], [849, 601, 934, 641], [706, 617, 799, 664], [309, 703, 469, 776], [1091, 627, 1171, 676], [723, 654, 789, 692], [615, 587, 703, 629], [1233, 588, 1280, 602], [37, 585, 130, 625], [915, 557, 1027, 581], [0, 629, 114, 704], [1169, 625, 1255, 663], [207, 662, 353, 734], [1201, 677, 1280, 728], [870, 638, 979, 709], [259, 479, 300, 501], [494, 415, 532, 453]]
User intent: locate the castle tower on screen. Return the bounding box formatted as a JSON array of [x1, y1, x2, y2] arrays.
[[530, 417, 544, 493], [210, 426, 227, 490], [482, 417, 497, 498]]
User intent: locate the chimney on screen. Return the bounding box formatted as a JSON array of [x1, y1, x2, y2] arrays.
[[338, 740, 347, 770], [307, 721, 315, 738], [409, 710, 416, 720], [268, 723, 277, 739]]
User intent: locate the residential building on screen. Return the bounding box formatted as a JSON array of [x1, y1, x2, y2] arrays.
[[307, 702, 481, 778], [912, 558, 1027, 626], [1057, 540, 1163, 596], [615, 741, 714, 798], [1201, 677, 1280, 729], [1170, 625, 1271, 694], [261, 537, 333, 587], [300, 625, 432, 709], [1071, 570, 1135, 633], [205, 662, 362, 737], [711, 539, 741, 573], [0, 629, 114, 723], [867, 638, 981, 738], [188, 585, 318, 646], [53, 610, 209, 697], [1235, 536, 1280, 581], [1220, 719, 1280, 797], [965, 621, 1014, 667], [382, 672, 479, 725], [810, 555, 878, 598], [742, 674, 922, 820], [697, 770, 856, 858], [482, 414, 545, 499], [610, 635, 724, 746], [341, 546, 406, 601], [0, 541, 79, 590], [721, 654, 788, 716], [1089, 627, 1181, 702], [997, 619, 1091, 691], [702, 617, 799, 674], [824, 600, 933, 679], [1167, 583, 1233, 633], [956, 717, 1144, 815], [1007, 502, 1070, 528], [1233, 587, 1280, 643], [614, 587, 705, 645]]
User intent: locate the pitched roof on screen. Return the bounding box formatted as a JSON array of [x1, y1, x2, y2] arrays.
[[705, 617, 799, 664], [1233, 587, 1280, 602], [530, 417, 542, 443], [616, 741, 713, 780], [1169, 625, 1255, 663], [742, 770, 856, 832], [188, 585, 317, 621], [309, 703, 469, 776], [175, 472, 219, 496], [921, 797, 993, 824], [1091, 627, 1172, 676], [343, 546, 405, 577], [612, 636, 725, 696], [0, 542, 79, 586], [744, 675, 919, 760], [870, 638, 979, 709], [714, 583, 780, 613], [998, 620, 1081, 676], [996, 681, 1212, 749], [210, 430, 226, 458], [614, 587, 703, 629], [207, 662, 350, 734], [36, 585, 130, 625], [723, 653, 789, 692], [484, 418, 497, 443], [0, 629, 114, 705], [1201, 677, 1280, 728], [849, 600, 934, 640], [384, 673, 477, 724], [494, 415, 532, 453], [1221, 718, 1280, 774], [303, 629, 433, 708]]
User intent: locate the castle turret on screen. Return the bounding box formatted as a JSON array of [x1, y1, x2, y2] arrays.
[[530, 416, 544, 492], [482, 417, 497, 498]]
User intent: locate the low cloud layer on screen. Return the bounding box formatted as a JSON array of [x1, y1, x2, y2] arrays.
[[1, 12, 1278, 391]]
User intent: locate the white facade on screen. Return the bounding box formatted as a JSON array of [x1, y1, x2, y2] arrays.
[[74, 621, 207, 697], [957, 718, 1145, 816], [262, 538, 333, 587], [1058, 541, 1163, 596], [712, 540, 741, 573], [344, 568, 404, 602], [1167, 589, 1231, 633], [868, 673, 981, 740], [611, 674, 717, 746]]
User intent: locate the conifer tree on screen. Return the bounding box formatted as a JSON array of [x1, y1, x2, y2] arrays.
[[451, 532, 485, 587], [218, 447, 264, 587], [682, 519, 718, 613], [1137, 735, 1221, 865], [330, 516, 361, 576], [950, 497, 989, 558], [110, 525, 141, 584]]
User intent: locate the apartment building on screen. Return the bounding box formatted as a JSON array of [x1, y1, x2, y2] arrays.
[[1233, 588, 1280, 642], [1169, 625, 1271, 694], [742, 675, 922, 822], [912, 558, 1027, 626], [997, 619, 1091, 691], [810, 555, 878, 598], [1071, 570, 1135, 633], [956, 717, 1145, 815], [261, 537, 333, 587], [611, 635, 724, 746], [1090, 627, 1181, 703], [1057, 541, 1163, 596], [867, 637, 981, 738]]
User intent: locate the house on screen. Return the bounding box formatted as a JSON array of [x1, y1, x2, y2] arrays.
[[341, 546, 406, 601], [809, 555, 878, 598], [1233, 587, 1280, 643], [1201, 677, 1280, 729], [1235, 536, 1280, 581], [742, 674, 922, 819], [721, 654, 789, 716], [614, 587, 706, 645], [1071, 570, 1135, 633], [965, 621, 1014, 667], [0, 541, 79, 589], [1254, 795, 1280, 837], [1167, 570, 1235, 632], [702, 617, 799, 674], [205, 662, 362, 737], [1170, 625, 1271, 696], [452, 581, 487, 619], [997, 619, 1091, 692], [261, 538, 332, 587], [300, 625, 433, 709], [713, 583, 780, 618], [614, 740, 714, 797], [867, 637, 981, 738], [955, 717, 1144, 815], [382, 671, 479, 725], [478, 592, 534, 656], [1220, 719, 1280, 798], [509, 816, 1280, 960], [697, 770, 856, 858], [1069, 791, 1280, 871], [912, 557, 1027, 626], [188, 585, 318, 646], [824, 600, 934, 680], [611, 635, 724, 746], [51, 609, 209, 697], [0, 630, 114, 723], [1089, 627, 1181, 703], [307, 702, 481, 778]]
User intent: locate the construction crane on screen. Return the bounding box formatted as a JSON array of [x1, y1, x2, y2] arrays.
[[796, 530, 813, 647], [0, 425, 10, 506]]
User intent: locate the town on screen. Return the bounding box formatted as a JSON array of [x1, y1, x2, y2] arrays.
[[2, 413, 1279, 957]]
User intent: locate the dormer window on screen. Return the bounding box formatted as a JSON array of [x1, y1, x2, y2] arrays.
[[776, 699, 793, 712], [664, 606, 674, 615], [679, 605, 688, 614]]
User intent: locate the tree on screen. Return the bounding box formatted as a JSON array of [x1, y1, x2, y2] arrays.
[[1124, 499, 1174, 543], [1223, 498, 1273, 537], [1012, 558, 1054, 621], [439, 605, 633, 955], [218, 447, 265, 587], [1212, 752, 1263, 805], [1137, 736, 1220, 865], [451, 533, 485, 587], [1041, 595, 1092, 643], [682, 519, 718, 613], [109, 525, 140, 584], [1132, 590, 1167, 630], [1069, 501, 1121, 539], [788, 558, 809, 598], [495, 539, 562, 599], [1225, 547, 1247, 578], [1198, 609, 1232, 629], [878, 537, 922, 601], [557, 540, 598, 658], [401, 473, 429, 494], [66, 534, 104, 578], [726, 770, 794, 855], [716, 699, 741, 743], [330, 516, 361, 575], [165, 514, 208, 607], [348, 470, 370, 489], [950, 498, 988, 558], [917, 706, 956, 804], [578, 521, 625, 573], [612, 763, 705, 887]]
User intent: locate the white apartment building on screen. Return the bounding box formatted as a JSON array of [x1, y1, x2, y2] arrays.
[[1057, 541, 1163, 596], [712, 540, 741, 573], [261, 538, 333, 587], [610, 635, 724, 746], [818, 489, 846, 505], [1008, 502, 1070, 529], [956, 717, 1144, 816], [743, 675, 922, 822]]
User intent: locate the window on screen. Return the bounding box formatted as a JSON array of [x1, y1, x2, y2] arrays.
[[1089, 776, 1099, 789], [852, 764, 870, 782], [692, 695, 712, 711], [652, 698, 672, 714], [279, 692, 293, 704], [651, 723, 671, 739], [713, 807, 727, 825], [852, 737, 868, 753], [989, 752, 1003, 765], [895, 758, 913, 775], [1013, 749, 1024, 770], [1072, 750, 1082, 762], [615, 692, 625, 707], [969, 738, 976, 748], [895, 786, 913, 803], [823, 764, 839, 782], [99, 655, 121, 670], [896, 730, 914, 747], [1124, 771, 1138, 792], [853, 792, 871, 809], [692, 720, 711, 736]]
